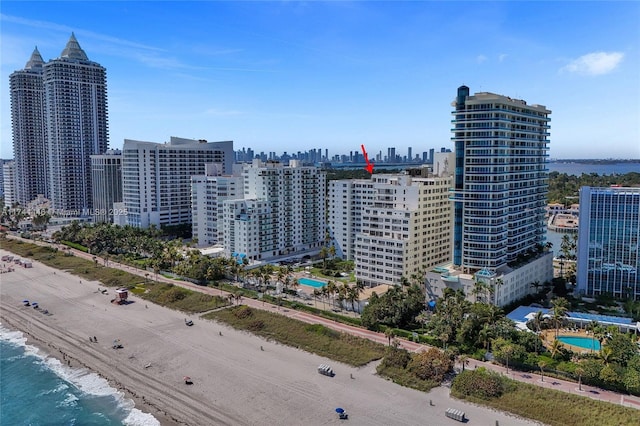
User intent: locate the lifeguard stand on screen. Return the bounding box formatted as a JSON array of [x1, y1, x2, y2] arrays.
[[114, 288, 129, 304]]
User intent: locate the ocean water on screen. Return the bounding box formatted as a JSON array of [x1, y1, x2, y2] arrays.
[[0, 325, 159, 426], [548, 161, 639, 176]]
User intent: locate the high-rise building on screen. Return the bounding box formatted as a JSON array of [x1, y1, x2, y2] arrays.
[[2, 161, 17, 207], [9, 47, 48, 206], [122, 137, 233, 228], [222, 159, 326, 262], [424, 86, 553, 307], [329, 173, 452, 287], [90, 149, 122, 223], [44, 34, 109, 214], [451, 86, 551, 272], [577, 186, 639, 300], [191, 163, 243, 247]]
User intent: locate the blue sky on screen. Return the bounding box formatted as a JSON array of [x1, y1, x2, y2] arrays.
[[2, 1, 639, 160]]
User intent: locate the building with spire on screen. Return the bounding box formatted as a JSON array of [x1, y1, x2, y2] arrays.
[[9, 34, 108, 214], [9, 47, 49, 206], [44, 33, 109, 214]]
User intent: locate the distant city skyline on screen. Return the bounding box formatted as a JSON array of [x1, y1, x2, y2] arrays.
[[2, 2, 639, 160]]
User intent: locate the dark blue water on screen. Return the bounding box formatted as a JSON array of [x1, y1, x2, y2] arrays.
[[548, 162, 639, 176], [0, 326, 159, 426]]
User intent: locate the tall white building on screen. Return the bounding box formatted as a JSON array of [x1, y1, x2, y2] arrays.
[[191, 164, 243, 246], [2, 161, 17, 207], [329, 173, 452, 287], [122, 137, 233, 228], [90, 149, 122, 223], [451, 85, 550, 273], [9, 48, 48, 206], [424, 86, 553, 307], [45, 34, 109, 214], [222, 159, 326, 262]]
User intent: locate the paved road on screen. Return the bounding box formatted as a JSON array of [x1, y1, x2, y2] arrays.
[[9, 235, 640, 410]]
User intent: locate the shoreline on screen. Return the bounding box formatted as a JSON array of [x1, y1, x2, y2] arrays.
[[0, 314, 175, 426], [0, 248, 542, 425]]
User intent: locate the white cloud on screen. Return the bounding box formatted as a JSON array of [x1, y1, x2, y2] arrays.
[[561, 51, 624, 76], [476, 54, 487, 64], [498, 54, 508, 62]]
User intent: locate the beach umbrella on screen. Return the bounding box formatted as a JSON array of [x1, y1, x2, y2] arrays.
[[335, 408, 344, 414], [23, 299, 29, 303]]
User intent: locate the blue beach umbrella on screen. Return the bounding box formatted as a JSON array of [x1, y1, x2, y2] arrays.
[[335, 408, 344, 414]]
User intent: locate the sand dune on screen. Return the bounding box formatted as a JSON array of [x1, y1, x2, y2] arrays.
[[0, 249, 542, 426]]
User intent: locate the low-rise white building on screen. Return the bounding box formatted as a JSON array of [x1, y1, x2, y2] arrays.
[[425, 252, 554, 307]]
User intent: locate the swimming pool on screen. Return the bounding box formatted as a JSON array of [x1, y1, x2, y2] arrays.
[[298, 277, 327, 288], [558, 335, 601, 351]]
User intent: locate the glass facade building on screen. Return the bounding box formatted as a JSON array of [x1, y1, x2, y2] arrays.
[[450, 86, 551, 273], [577, 187, 640, 300]]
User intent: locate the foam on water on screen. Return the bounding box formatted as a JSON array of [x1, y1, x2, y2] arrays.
[[0, 323, 160, 426]]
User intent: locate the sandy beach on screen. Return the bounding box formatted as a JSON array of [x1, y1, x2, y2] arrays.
[[0, 249, 543, 426]]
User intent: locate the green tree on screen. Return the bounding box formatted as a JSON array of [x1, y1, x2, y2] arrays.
[[408, 347, 453, 383], [551, 297, 569, 338], [605, 333, 637, 366], [575, 364, 585, 391], [384, 328, 395, 346], [538, 360, 547, 382]]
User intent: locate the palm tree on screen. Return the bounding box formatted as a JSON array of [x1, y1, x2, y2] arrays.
[[551, 297, 569, 338], [472, 279, 485, 303], [346, 285, 359, 313], [328, 244, 336, 260], [600, 346, 614, 365], [319, 246, 328, 269], [575, 365, 585, 391], [478, 324, 493, 351], [384, 328, 395, 346], [530, 281, 543, 293], [459, 354, 469, 372], [538, 360, 547, 382], [591, 322, 606, 353], [320, 286, 328, 310], [532, 310, 546, 353], [277, 267, 287, 292], [326, 281, 338, 309], [550, 339, 564, 360], [502, 344, 515, 373]]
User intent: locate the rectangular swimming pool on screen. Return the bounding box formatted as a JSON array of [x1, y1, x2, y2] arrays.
[[298, 277, 327, 288]]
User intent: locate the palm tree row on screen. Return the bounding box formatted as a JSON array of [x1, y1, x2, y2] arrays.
[[312, 281, 365, 312]]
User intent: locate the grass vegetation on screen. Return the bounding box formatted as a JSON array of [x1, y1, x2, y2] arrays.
[[375, 347, 444, 392], [451, 369, 639, 426], [204, 305, 385, 366], [2, 237, 228, 313], [2, 238, 141, 287], [140, 283, 227, 313]]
